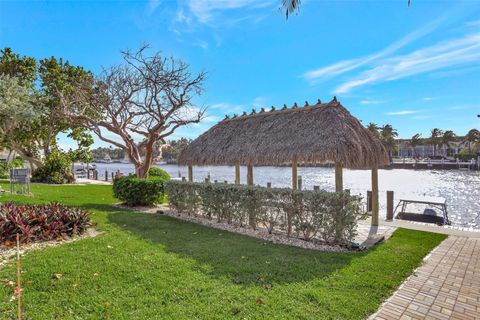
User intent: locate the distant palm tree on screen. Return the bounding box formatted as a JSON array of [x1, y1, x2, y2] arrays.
[[465, 129, 480, 153], [410, 133, 422, 157], [429, 128, 443, 157], [380, 124, 398, 162], [441, 130, 455, 157], [366, 122, 380, 138]]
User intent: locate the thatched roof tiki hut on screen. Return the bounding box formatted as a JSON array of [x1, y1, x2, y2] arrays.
[[178, 98, 389, 226]]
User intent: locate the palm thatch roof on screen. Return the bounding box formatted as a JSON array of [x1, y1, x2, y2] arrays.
[[178, 98, 389, 169]]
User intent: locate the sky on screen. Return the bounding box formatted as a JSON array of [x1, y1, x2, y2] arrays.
[[1, 0, 479, 149]]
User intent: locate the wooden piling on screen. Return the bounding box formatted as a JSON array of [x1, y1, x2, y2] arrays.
[[188, 165, 193, 182], [386, 191, 394, 221], [247, 165, 253, 185], [235, 163, 240, 185], [292, 159, 298, 190], [371, 167, 379, 226], [367, 191, 372, 212]]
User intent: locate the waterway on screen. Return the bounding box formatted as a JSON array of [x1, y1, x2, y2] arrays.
[[92, 163, 480, 229]]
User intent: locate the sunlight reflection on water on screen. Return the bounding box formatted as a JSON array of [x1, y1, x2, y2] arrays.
[[94, 163, 480, 229]]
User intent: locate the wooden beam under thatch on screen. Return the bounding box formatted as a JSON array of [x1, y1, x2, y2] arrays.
[[178, 98, 389, 169]]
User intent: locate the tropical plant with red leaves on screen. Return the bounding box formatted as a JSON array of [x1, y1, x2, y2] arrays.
[[0, 202, 91, 245]]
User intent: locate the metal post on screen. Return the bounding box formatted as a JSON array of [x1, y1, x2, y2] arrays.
[[105, 170, 108, 182], [298, 175, 302, 190]]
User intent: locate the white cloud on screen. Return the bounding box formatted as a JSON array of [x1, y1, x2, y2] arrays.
[[187, 0, 274, 24], [252, 96, 267, 108], [302, 16, 446, 83], [334, 31, 480, 94], [196, 39, 209, 49], [210, 102, 245, 114], [147, 0, 162, 14], [411, 115, 433, 120], [386, 110, 420, 116], [422, 97, 437, 101], [360, 99, 385, 105]]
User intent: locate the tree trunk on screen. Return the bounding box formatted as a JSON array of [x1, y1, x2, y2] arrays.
[[12, 146, 43, 170], [135, 165, 149, 178]]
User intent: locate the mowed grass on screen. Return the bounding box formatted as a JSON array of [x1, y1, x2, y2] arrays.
[[0, 181, 447, 319]]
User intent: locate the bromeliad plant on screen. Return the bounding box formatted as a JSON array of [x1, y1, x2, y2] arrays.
[[0, 202, 91, 245]]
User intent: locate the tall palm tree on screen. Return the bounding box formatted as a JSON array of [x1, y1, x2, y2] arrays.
[[441, 130, 455, 157], [429, 128, 443, 157], [409, 133, 421, 157], [465, 129, 480, 153], [366, 122, 380, 138], [281, 0, 412, 18], [380, 124, 398, 161]]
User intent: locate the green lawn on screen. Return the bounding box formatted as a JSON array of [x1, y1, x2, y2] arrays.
[[0, 181, 447, 319]]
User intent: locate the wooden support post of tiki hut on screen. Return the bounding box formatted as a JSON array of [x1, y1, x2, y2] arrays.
[[371, 166, 379, 226], [177, 99, 390, 225], [335, 162, 343, 192], [247, 165, 253, 185], [292, 159, 298, 190], [188, 165, 193, 182], [235, 163, 240, 185]]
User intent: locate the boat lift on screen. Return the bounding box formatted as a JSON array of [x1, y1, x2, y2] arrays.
[[394, 196, 450, 226]]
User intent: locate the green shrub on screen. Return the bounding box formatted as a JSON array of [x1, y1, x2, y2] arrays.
[[454, 153, 478, 162], [0, 157, 24, 179], [148, 167, 170, 180], [113, 175, 169, 206], [164, 181, 363, 246], [31, 151, 74, 184]]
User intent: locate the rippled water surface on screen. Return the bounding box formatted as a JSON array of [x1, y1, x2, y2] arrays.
[[94, 163, 480, 229]]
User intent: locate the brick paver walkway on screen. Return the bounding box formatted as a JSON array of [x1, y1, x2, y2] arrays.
[[371, 236, 480, 320]]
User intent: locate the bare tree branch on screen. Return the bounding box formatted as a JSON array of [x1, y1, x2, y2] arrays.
[[58, 45, 207, 177]]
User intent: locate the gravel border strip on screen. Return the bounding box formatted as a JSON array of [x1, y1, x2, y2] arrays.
[[115, 203, 350, 253], [0, 228, 102, 268]]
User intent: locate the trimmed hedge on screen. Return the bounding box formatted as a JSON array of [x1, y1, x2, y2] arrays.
[[148, 167, 170, 180], [0, 202, 91, 245], [113, 174, 169, 206], [165, 181, 363, 245]]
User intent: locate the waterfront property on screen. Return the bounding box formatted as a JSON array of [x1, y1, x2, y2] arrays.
[[179, 98, 389, 226], [0, 181, 446, 319]]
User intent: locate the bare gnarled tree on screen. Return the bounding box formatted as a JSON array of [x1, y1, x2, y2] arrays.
[[60, 45, 206, 177]]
